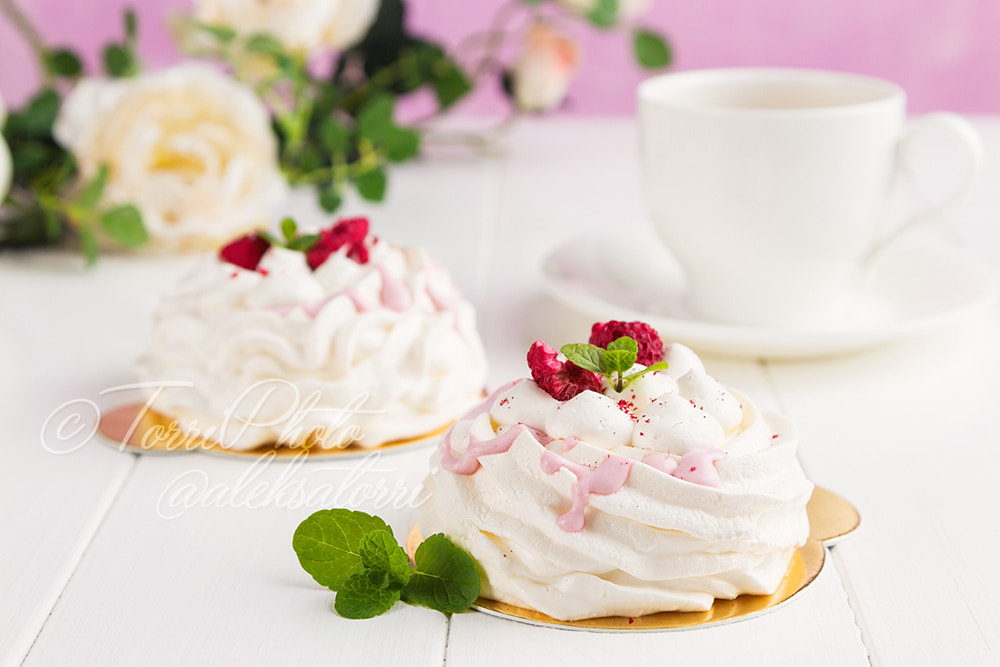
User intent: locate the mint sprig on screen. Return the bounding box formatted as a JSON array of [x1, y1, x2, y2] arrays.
[[562, 336, 669, 392], [293, 509, 481, 619], [260, 217, 320, 253]]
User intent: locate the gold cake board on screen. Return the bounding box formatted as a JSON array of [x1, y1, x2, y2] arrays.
[[407, 486, 859, 631], [96, 403, 447, 460]]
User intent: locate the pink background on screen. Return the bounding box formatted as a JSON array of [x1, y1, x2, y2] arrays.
[[2, 0, 999, 114]]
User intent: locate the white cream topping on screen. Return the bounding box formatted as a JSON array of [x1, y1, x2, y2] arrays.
[[421, 343, 813, 620], [136, 241, 488, 449]]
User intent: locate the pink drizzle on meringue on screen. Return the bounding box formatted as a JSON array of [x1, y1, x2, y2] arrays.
[[540, 451, 634, 532]]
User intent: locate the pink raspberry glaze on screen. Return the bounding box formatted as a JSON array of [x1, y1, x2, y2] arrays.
[[439, 381, 520, 474], [540, 450, 634, 532], [672, 448, 726, 487]]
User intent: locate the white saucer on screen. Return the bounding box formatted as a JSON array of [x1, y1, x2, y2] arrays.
[[541, 229, 998, 359]]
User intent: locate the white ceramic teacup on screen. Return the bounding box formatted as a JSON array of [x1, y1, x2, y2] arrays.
[[638, 68, 983, 327]]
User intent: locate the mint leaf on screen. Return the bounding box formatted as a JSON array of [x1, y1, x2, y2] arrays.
[[99, 205, 147, 248], [603, 337, 638, 374], [280, 217, 297, 244], [292, 509, 393, 591], [334, 568, 402, 619], [402, 533, 480, 614], [560, 343, 606, 374], [620, 361, 670, 391], [287, 233, 319, 252], [360, 530, 411, 587], [633, 29, 672, 69]]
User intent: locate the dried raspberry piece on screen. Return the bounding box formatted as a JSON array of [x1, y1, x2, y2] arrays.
[[527, 340, 603, 401], [219, 233, 271, 271], [306, 217, 371, 269], [589, 320, 663, 366]]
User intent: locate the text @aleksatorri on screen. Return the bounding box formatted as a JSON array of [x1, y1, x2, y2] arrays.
[[38, 380, 428, 520]]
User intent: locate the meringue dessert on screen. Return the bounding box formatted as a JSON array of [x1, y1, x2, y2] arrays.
[[136, 217, 488, 450], [420, 321, 813, 621]]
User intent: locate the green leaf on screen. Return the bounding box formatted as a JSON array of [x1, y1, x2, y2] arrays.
[[245, 33, 286, 58], [77, 164, 108, 209], [318, 187, 343, 213], [607, 336, 639, 370], [78, 224, 99, 266], [587, 0, 618, 28], [281, 217, 297, 244], [560, 343, 606, 374], [603, 349, 635, 374], [45, 49, 83, 78], [432, 61, 472, 109], [7, 89, 60, 138], [10, 142, 53, 173], [292, 509, 393, 591], [287, 233, 320, 252], [103, 44, 136, 77], [359, 530, 411, 587], [99, 204, 147, 248], [355, 168, 387, 202], [402, 533, 480, 614], [196, 22, 237, 43], [633, 29, 672, 69], [620, 361, 670, 391], [356, 95, 395, 143], [334, 568, 402, 619], [257, 230, 281, 246], [383, 128, 420, 162], [318, 118, 350, 155]]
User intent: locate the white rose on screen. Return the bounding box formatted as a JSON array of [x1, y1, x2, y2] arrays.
[[193, 0, 380, 55], [558, 0, 651, 19], [0, 91, 11, 201], [53, 63, 287, 250], [511, 23, 581, 113]]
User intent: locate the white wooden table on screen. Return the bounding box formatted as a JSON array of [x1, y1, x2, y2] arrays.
[[2, 118, 998, 667]]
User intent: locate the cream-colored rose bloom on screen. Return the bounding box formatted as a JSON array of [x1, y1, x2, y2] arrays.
[[194, 0, 380, 54], [53, 63, 287, 250], [0, 92, 11, 201], [558, 0, 651, 19], [511, 23, 581, 113]]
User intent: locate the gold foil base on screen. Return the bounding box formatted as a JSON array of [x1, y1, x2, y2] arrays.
[[408, 486, 859, 631], [96, 403, 448, 460]]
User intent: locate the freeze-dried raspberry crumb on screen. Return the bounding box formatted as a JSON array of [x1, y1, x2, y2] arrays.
[[306, 217, 370, 269], [589, 320, 664, 366], [526, 340, 602, 401], [219, 233, 271, 271]]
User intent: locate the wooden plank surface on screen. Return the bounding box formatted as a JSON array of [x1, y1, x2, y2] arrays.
[[6, 117, 999, 666]]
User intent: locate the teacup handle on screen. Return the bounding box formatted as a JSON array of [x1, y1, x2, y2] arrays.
[[864, 112, 984, 265]]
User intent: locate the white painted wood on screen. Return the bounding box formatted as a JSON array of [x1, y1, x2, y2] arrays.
[[447, 558, 868, 667], [23, 448, 448, 667], [7, 117, 1000, 666], [0, 253, 189, 667]]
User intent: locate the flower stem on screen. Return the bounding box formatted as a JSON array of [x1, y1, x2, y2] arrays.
[[0, 0, 52, 86]]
